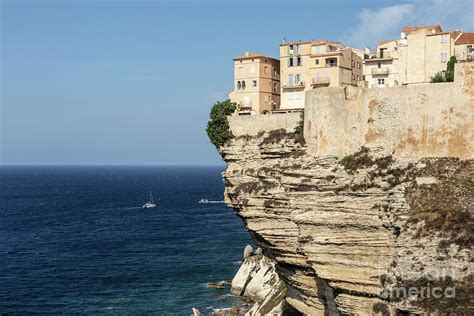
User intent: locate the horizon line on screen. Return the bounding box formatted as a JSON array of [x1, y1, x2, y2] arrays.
[[0, 163, 226, 167]]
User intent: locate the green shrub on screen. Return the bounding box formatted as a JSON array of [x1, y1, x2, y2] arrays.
[[206, 100, 236, 148], [294, 112, 304, 136], [431, 72, 446, 83], [431, 56, 457, 83]]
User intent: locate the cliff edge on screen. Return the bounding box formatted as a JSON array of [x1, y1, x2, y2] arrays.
[[217, 63, 473, 315]]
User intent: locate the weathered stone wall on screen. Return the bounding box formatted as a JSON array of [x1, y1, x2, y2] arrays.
[[304, 62, 474, 158], [228, 112, 300, 137]]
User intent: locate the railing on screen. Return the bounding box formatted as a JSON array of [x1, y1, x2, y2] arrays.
[[312, 77, 330, 85], [372, 67, 390, 75], [326, 63, 338, 67], [367, 51, 392, 59], [282, 81, 305, 88]]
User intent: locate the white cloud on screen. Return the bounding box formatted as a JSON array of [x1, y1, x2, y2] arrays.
[[345, 4, 414, 49], [345, 0, 474, 50]]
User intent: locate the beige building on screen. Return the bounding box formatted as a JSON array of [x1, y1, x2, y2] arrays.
[[398, 25, 459, 84], [455, 32, 474, 61], [364, 40, 400, 88], [279, 40, 363, 109], [229, 52, 280, 115]]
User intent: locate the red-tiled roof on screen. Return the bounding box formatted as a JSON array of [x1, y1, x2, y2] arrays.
[[402, 24, 442, 33], [455, 32, 474, 45], [233, 53, 277, 61]]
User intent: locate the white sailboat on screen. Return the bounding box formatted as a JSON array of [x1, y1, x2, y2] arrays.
[[143, 190, 157, 208]]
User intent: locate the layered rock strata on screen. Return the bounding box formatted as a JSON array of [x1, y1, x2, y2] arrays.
[[220, 132, 473, 315]]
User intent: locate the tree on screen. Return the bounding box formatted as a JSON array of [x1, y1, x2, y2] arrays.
[[431, 56, 457, 83], [206, 100, 236, 148], [445, 56, 457, 82]]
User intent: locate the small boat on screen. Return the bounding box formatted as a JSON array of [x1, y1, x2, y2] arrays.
[[199, 199, 209, 204], [143, 190, 157, 208]]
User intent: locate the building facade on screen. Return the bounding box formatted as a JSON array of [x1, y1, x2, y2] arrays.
[[398, 25, 459, 84], [279, 40, 363, 109], [229, 53, 280, 115], [364, 40, 399, 88], [455, 32, 474, 61]]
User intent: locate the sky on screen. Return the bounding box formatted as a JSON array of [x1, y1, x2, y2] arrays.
[[1, 0, 472, 165]]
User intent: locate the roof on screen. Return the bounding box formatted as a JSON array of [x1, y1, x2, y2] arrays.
[[233, 53, 278, 61], [279, 39, 345, 47], [455, 32, 474, 45], [402, 24, 442, 33], [426, 31, 454, 37]]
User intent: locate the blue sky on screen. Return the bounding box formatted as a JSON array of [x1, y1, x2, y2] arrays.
[[1, 0, 472, 165]]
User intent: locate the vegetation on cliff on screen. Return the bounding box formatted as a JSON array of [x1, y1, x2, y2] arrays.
[[405, 159, 473, 251], [339, 146, 393, 172], [206, 100, 236, 148], [431, 56, 457, 83]]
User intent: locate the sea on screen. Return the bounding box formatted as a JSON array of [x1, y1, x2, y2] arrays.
[[0, 166, 251, 315]]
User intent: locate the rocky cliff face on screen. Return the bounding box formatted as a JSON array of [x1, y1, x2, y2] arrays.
[[220, 130, 473, 315]]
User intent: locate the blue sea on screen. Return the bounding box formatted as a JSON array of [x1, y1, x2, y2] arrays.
[[0, 166, 250, 315]]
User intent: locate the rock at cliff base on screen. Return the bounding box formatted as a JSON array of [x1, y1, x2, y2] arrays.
[[243, 244, 253, 259], [192, 307, 203, 316]]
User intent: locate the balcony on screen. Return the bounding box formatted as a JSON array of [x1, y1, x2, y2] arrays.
[[311, 77, 330, 86], [282, 81, 305, 89], [366, 52, 393, 60], [371, 67, 390, 75]]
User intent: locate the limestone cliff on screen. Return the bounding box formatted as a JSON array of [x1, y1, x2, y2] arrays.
[[220, 131, 473, 315]]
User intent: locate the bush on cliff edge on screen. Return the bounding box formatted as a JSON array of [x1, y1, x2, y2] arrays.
[[206, 99, 236, 148]]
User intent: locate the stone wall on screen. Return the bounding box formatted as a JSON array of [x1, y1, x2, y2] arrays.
[[304, 62, 474, 158], [228, 112, 300, 137]]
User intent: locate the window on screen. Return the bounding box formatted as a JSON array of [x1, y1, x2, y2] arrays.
[[288, 57, 294, 67], [378, 62, 381, 68], [295, 74, 301, 84], [357, 62, 361, 69], [242, 81, 246, 89], [264, 66, 269, 74], [274, 68, 278, 76], [468, 45, 473, 53], [352, 60, 355, 67], [315, 59, 319, 65], [441, 34, 448, 43], [274, 82, 278, 92], [441, 53, 448, 63], [288, 75, 293, 86], [352, 74, 355, 80], [357, 75, 360, 81], [297, 56, 302, 66], [377, 78, 385, 85], [327, 58, 337, 67], [288, 44, 298, 55], [237, 81, 241, 90], [252, 80, 257, 87]]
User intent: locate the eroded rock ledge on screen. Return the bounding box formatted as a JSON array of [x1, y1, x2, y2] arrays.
[[220, 131, 473, 315]]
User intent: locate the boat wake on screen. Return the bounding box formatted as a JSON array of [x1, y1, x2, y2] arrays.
[[198, 199, 225, 204]]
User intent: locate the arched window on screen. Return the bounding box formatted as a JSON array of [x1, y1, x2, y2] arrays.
[[237, 81, 241, 90], [242, 81, 246, 89]]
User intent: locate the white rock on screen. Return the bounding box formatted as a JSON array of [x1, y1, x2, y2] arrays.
[[243, 244, 253, 259]]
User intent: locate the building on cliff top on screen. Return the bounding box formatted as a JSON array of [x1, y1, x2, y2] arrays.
[[363, 39, 400, 88], [455, 32, 474, 61], [364, 24, 466, 87], [229, 52, 280, 115], [278, 40, 363, 111]]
